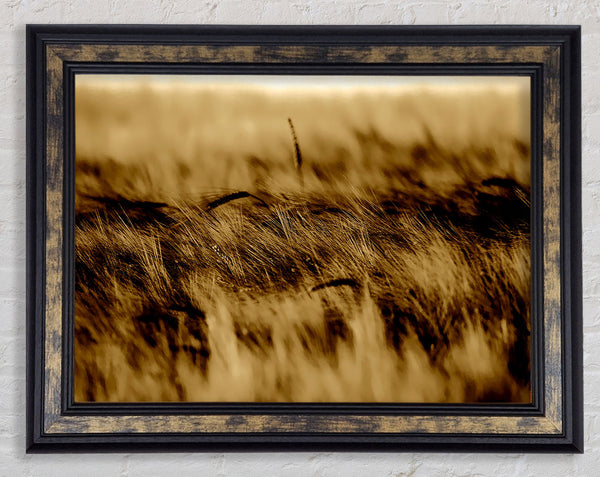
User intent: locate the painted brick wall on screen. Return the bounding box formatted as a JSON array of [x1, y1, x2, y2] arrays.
[[1, 1, 597, 475]]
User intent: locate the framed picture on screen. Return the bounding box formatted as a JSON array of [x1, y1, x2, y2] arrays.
[[26, 25, 582, 452]]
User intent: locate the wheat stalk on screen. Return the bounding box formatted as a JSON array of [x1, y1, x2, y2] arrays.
[[311, 278, 361, 292], [204, 191, 269, 211], [287, 117, 304, 189]]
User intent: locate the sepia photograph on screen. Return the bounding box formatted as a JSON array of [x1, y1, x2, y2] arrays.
[[74, 73, 532, 404]]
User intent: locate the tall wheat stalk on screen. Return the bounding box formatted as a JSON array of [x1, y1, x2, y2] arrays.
[[288, 117, 304, 189]]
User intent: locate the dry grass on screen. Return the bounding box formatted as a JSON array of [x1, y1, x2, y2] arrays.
[[74, 77, 531, 403]]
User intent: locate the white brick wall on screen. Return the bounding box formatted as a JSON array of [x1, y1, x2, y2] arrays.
[[1, 1, 597, 475]]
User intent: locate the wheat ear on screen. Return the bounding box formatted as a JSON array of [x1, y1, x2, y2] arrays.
[[287, 117, 304, 189]]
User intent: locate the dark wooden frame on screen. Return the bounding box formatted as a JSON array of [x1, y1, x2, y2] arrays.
[[26, 25, 582, 453]]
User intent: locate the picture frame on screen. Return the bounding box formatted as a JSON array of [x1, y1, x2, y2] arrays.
[[26, 25, 582, 452]]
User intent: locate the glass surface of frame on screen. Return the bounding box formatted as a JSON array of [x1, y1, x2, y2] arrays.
[[74, 73, 533, 404]]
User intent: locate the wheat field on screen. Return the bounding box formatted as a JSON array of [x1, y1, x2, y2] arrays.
[[74, 75, 531, 403]]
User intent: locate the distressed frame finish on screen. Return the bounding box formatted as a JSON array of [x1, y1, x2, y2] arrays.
[[26, 25, 582, 452]]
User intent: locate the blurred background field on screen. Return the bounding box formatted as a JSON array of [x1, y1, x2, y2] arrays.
[[75, 75, 530, 201]]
